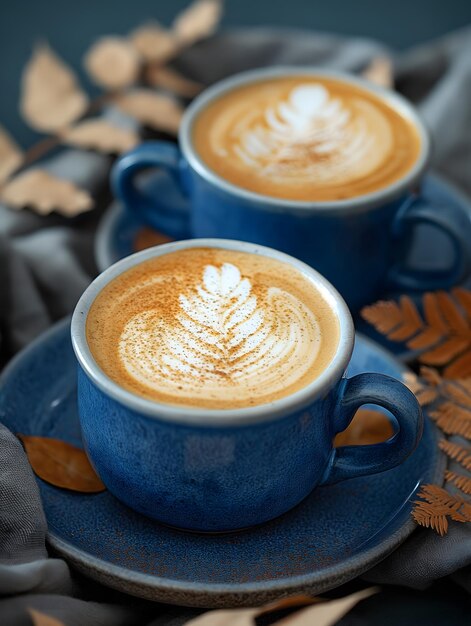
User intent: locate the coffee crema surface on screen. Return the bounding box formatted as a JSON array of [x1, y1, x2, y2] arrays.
[[193, 76, 421, 202], [86, 248, 340, 409]]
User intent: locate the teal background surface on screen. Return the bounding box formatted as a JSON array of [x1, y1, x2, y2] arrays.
[[1, 0, 470, 146]]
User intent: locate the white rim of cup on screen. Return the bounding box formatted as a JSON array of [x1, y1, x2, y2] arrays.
[[71, 239, 354, 426], [179, 66, 431, 215]]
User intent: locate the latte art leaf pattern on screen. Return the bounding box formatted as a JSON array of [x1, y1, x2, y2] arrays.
[[232, 83, 388, 184], [119, 262, 322, 403]]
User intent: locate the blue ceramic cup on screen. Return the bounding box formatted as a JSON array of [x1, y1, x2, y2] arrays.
[[71, 239, 422, 532], [111, 67, 471, 312]]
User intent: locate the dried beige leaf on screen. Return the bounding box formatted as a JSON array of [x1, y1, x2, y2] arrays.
[[62, 119, 139, 153], [115, 89, 183, 134], [1, 170, 93, 216], [130, 23, 180, 63], [173, 0, 222, 45], [85, 37, 140, 90], [29, 609, 65, 626], [362, 56, 394, 89], [21, 43, 88, 132], [146, 66, 203, 97], [186, 589, 376, 626], [0, 125, 23, 183], [274, 588, 377, 626], [185, 607, 259, 626]]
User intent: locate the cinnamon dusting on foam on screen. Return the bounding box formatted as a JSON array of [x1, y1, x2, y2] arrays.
[[86, 249, 340, 409], [193, 77, 421, 202]]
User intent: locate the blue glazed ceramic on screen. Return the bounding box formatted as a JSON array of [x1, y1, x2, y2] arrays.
[[111, 68, 471, 311], [95, 171, 471, 363], [0, 318, 442, 607], [72, 238, 422, 532]]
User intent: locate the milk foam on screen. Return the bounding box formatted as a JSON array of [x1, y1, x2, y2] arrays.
[[192, 77, 423, 201], [118, 262, 321, 404], [228, 83, 392, 185]]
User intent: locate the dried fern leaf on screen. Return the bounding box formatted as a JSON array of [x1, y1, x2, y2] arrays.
[[361, 296, 422, 340], [361, 300, 403, 334], [402, 372, 438, 405], [423, 292, 448, 332], [412, 501, 449, 535], [420, 366, 442, 387], [416, 484, 461, 507], [420, 337, 470, 366], [412, 484, 471, 535], [444, 352, 471, 379], [387, 296, 423, 341], [416, 388, 439, 406], [440, 436, 471, 463], [430, 404, 471, 438], [441, 380, 471, 409], [407, 327, 443, 350], [439, 440, 471, 470], [453, 287, 471, 319], [445, 470, 471, 495], [436, 291, 470, 334]]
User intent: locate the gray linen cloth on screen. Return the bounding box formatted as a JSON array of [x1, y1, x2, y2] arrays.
[[1, 27, 471, 625]]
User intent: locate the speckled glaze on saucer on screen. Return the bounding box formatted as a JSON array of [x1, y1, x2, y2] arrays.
[[0, 319, 442, 608]]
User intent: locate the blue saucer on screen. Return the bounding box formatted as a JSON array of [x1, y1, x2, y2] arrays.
[[95, 172, 471, 362], [0, 319, 442, 607]]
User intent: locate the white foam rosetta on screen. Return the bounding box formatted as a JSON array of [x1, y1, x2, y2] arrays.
[[228, 83, 393, 185], [119, 263, 321, 403]]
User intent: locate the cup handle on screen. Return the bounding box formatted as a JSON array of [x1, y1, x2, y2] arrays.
[[387, 195, 471, 291], [111, 141, 192, 239], [321, 372, 423, 485]]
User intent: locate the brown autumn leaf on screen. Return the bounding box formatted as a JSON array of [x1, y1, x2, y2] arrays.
[[21, 43, 88, 132], [173, 0, 222, 45], [185, 589, 376, 626], [361, 291, 471, 379], [334, 408, 394, 447], [130, 23, 180, 63], [145, 66, 203, 98], [85, 37, 140, 90], [114, 89, 183, 134], [1, 170, 93, 216], [134, 227, 173, 252], [29, 609, 65, 626], [18, 435, 105, 493], [0, 125, 23, 184], [62, 119, 139, 154], [361, 56, 394, 88]]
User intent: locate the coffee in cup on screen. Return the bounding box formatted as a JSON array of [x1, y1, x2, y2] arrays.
[[86, 247, 340, 409], [193, 76, 422, 202]]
